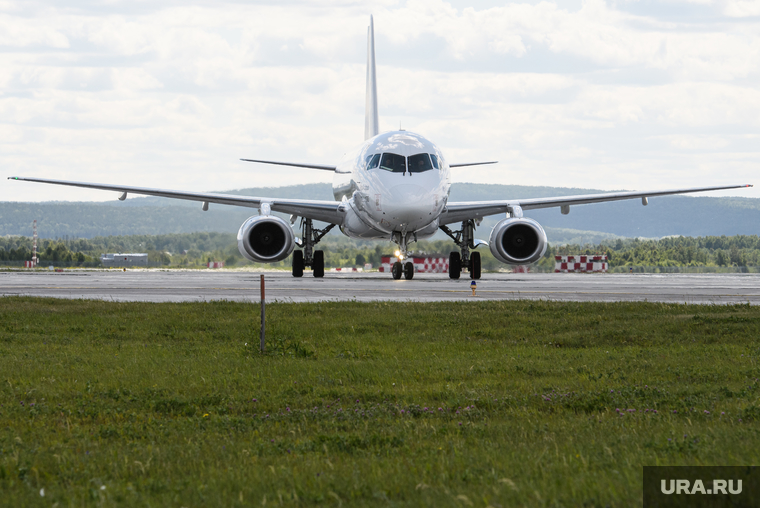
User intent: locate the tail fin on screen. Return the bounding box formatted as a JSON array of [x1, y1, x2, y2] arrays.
[[364, 15, 379, 140]]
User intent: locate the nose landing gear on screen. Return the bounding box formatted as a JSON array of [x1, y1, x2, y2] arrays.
[[389, 231, 417, 280], [391, 260, 415, 280]]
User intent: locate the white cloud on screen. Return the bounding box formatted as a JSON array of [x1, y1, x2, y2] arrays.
[[724, 0, 760, 17], [0, 12, 69, 48]]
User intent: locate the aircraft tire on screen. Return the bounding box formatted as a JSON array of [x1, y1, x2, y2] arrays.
[[313, 250, 325, 278], [404, 261, 414, 280], [391, 261, 403, 280], [292, 250, 304, 277], [449, 252, 461, 279], [470, 252, 481, 280]]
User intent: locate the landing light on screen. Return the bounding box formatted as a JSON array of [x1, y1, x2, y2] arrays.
[[394, 250, 402, 260]]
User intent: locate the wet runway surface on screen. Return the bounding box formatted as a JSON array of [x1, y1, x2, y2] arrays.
[[1, 270, 758, 304]]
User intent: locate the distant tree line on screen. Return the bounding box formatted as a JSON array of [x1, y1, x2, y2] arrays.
[[542, 235, 760, 270], [0, 232, 237, 267], [2, 233, 759, 270], [0, 237, 96, 266]]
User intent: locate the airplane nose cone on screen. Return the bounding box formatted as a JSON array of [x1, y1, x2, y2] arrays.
[[387, 184, 431, 222]]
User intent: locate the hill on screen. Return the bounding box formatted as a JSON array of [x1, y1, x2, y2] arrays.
[[1, 183, 758, 241]]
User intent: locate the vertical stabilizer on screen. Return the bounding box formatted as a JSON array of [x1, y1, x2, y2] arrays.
[[364, 15, 379, 140]]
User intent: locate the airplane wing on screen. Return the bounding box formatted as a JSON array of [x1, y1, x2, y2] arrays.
[[240, 159, 336, 171], [440, 184, 753, 225], [8, 176, 346, 224]]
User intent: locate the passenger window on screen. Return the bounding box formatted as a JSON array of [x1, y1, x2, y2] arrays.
[[379, 153, 406, 173], [367, 153, 380, 170], [430, 154, 439, 170], [408, 153, 433, 173]]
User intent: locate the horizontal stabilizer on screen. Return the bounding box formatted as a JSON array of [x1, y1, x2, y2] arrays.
[[240, 159, 336, 171], [450, 161, 498, 168]]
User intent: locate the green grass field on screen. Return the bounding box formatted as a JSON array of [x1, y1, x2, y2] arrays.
[[1, 297, 759, 507]]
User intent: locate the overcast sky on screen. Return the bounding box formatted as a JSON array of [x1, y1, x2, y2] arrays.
[[1, 0, 758, 203]]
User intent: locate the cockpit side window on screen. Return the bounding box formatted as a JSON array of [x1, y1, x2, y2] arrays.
[[430, 154, 440, 170], [408, 153, 433, 173], [366, 153, 380, 170], [379, 153, 406, 173]]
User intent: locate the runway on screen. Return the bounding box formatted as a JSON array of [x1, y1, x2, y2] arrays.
[[1, 270, 758, 304]]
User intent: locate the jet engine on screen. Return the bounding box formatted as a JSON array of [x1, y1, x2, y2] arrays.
[[489, 217, 548, 265], [237, 215, 295, 263]]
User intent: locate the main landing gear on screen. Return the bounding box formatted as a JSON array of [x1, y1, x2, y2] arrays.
[[390, 231, 416, 280], [292, 218, 334, 278], [440, 219, 482, 280]]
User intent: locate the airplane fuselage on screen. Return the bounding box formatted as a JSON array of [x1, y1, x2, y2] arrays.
[[333, 130, 450, 241]]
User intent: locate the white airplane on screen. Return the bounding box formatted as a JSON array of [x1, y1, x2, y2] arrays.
[[9, 16, 753, 280]]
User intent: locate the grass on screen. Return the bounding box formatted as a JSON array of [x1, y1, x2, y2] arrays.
[[1, 297, 759, 507]]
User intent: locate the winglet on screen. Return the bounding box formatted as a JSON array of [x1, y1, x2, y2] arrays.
[[364, 15, 379, 141]]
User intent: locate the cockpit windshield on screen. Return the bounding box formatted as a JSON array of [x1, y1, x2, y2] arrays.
[[408, 153, 433, 173], [366, 153, 380, 170], [379, 153, 406, 173], [430, 154, 439, 170]]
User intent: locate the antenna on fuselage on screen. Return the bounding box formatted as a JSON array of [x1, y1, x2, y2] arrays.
[[364, 15, 379, 141]]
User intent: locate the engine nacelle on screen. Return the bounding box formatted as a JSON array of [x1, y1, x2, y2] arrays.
[[237, 215, 295, 263], [489, 217, 548, 265]]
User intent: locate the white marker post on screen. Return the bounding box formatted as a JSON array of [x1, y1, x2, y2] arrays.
[[260, 274, 266, 353]]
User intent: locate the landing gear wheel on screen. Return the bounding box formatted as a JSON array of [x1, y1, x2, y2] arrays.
[[313, 250, 325, 278], [391, 261, 403, 280], [470, 252, 481, 280], [404, 261, 414, 280], [449, 252, 461, 280], [292, 250, 304, 278]]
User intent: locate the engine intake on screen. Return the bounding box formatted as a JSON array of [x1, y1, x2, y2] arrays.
[[489, 217, 547, 265], [237, 215, 295, 263]]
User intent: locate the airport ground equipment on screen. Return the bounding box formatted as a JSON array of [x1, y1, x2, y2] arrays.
[[100, 253, 148, 267], [555, 255, 608, 273]]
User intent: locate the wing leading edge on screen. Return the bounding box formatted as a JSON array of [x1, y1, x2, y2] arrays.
[[8, 176, 345, 225], [441, 184, 754, 225]]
